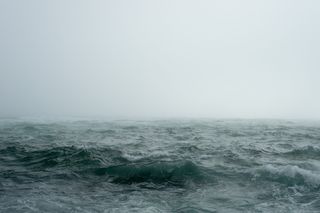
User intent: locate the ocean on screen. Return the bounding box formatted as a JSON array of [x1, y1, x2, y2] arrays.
[[0, 119, 320, 212]]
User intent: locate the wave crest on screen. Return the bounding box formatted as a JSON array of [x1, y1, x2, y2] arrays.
[[254, 164, 320, 188]]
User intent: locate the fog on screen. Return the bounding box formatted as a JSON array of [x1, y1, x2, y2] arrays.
[[0, 0, 319, 119]]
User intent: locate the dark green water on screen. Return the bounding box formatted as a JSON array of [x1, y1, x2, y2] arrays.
[[1, 119, 320, 212]]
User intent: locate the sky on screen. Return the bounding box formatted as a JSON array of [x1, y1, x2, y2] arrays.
[[0, 0, 319, 119]]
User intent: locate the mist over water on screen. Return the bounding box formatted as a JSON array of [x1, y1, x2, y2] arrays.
[[1, 0, 320, 119], [1, 0, 320, 212], [1, 119, 320, 212]]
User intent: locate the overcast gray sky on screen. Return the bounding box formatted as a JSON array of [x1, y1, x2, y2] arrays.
[[0, 0, 319, 119]]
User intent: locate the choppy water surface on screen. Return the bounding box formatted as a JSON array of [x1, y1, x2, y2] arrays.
[[1, 119, 320, 212]]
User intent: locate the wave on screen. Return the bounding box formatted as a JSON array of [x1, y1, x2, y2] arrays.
[[0, 145, 204, 187], [93, 160, 204, 186], [254, 164, 320, 189], [1, 145, 129, 166]]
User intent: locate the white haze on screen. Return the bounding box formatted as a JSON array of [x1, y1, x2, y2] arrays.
[[0, 0, 320, 119]]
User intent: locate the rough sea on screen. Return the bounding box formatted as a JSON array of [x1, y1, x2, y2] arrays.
[[1, 119, 320, 212]]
